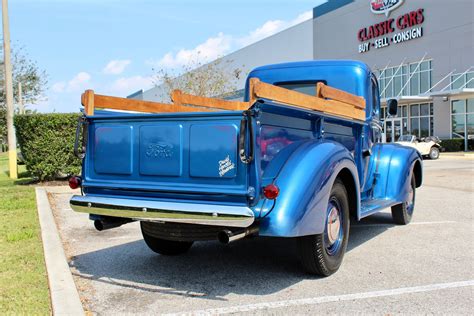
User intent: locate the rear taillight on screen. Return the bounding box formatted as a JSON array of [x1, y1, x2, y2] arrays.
[[68, 176, 81, 189], [263, 184, 279, 199]]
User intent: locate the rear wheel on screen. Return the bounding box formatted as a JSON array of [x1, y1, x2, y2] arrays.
[[297, 179, 350, 276], [391, 175, 416, 225], [140, 222, 193, 255], [429, 146, 440, 160]]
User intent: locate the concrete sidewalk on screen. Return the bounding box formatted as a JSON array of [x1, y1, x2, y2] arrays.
[[441, 152, 474, 158], [36, 187, 84, 316]]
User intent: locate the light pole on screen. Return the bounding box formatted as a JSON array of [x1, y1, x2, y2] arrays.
[[18, 82, 24, 114], [2, 0, 17, 179]]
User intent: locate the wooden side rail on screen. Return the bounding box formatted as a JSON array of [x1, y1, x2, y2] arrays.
[[249, 78, 366, 121], [81, 90, 248, 116], [316, 82, 366, 110], [82, 90, 223, 116], [81, 80, 366, 121], [171, 90, 249, 111]]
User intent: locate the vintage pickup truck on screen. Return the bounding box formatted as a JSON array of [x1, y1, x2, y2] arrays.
[[70, 60, 423, 276]]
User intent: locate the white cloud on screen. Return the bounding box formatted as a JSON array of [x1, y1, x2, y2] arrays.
[[292, 10, 313, 25], [66, 72, 91, 91], [51, 82, 66, 93], [102, 59, 131, 75], [237, 20, 285, 47], [149, 10, 312, 70], [52, 71, 91, 94], [149, 32, 232, 69], [106, 75, 154, 96], [238, 10, 312, 46]]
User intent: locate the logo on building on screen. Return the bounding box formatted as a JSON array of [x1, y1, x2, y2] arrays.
[[370, 0, 404, 17]]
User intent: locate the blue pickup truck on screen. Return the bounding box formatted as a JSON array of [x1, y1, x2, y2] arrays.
[[70, 60, 422, 276]]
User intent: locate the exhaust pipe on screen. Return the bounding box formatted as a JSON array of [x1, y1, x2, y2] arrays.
[[218, 226, 259, 244], [94, 217, 133, 231]]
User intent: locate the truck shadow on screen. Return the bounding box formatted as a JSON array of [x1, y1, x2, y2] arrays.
[[71, 212, 395, 300]]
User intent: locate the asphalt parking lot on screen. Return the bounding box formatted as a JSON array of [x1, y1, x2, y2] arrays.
[[49, 156, 474, 315]]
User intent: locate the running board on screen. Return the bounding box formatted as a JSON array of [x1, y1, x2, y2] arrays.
[[360, 199, 398, 219]]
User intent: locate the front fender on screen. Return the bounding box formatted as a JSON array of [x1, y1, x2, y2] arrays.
[[259, 140, 359, 237]]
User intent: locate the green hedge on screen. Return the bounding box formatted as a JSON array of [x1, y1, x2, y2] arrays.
[[440, 139, 474, 152], [14, 113, 82, 181]]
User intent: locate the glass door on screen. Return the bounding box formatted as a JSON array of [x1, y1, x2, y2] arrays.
[[384, 118, 403, 143]]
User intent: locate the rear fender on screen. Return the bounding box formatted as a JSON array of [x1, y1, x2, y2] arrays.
[[259, 140, 360, 237]]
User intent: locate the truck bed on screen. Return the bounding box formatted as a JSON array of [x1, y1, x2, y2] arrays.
[[73, 78, 367, 226]]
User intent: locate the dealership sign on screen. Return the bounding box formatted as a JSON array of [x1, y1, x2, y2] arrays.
[[370, 0, 405, 17], [358, 6, 425, 54]]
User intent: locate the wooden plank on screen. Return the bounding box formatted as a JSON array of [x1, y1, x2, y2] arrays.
[[81, 90, 95, 116], [92, 93, 215, 114], [171, 90, 183, 107], [253, 79, 365, 121], [316, 82, 366, 109], [248, 78, 259, 106], [172, 89, 249, 111], [315, 82, 322, 99]]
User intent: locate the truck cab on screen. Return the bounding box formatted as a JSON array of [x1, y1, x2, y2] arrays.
[[70, 60, 423, 276]]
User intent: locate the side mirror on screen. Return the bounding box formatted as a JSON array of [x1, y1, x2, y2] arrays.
[[387, 99, 398, 116]]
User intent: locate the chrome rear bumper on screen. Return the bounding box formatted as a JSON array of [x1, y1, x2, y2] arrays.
[[70, 195, 255, 228]]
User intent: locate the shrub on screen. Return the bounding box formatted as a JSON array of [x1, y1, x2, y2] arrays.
[[440, 138, 474, 152], [14, 113, 82, 181], [440, 139, 463, 152]]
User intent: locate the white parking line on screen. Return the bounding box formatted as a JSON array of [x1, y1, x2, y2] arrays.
[[108, 236, 141, 241], [410, 220, 457, 225], [165, 280, 474, 316], [353, 220, 456, 228]]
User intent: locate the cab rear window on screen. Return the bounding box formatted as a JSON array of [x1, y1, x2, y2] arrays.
[[275, 81, 326, 96]]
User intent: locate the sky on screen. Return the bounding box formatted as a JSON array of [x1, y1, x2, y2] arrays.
[[7, 0, 326, 113]]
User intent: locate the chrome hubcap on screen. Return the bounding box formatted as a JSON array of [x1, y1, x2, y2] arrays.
[[327, 207, 341, 245]]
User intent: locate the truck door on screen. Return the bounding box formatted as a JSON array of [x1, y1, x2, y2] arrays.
[[361, 75, 383, 193]]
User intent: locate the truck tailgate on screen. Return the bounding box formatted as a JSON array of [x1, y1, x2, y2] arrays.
[[82, 111, 252, 201]]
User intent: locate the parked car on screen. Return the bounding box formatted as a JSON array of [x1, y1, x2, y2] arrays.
[[397, 135, 441, 159], [70, 60, 423, 276]]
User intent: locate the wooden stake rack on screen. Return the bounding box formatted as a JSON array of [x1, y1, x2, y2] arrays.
[[81, 79, 366, 121]]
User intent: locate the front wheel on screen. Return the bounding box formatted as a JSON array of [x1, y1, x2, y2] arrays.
[[429, 146, 440, 159], [141, 222, 193, 255], [297, 179, 350, 276], [391, 175, 416, 225]]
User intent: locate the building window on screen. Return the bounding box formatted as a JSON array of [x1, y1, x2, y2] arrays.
[[399, 105, 408, 135], [451, 98, 474, 139], [381, 102, 433, 138], [410, 103, 433, 138], [379, 65, 408, 98], [451, 72, 474, 90], [378, 60, 432, 98], [410, 61, 432, 95]]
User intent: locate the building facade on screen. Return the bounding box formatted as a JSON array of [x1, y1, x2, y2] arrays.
[[312, 0, 473, 142], [138, 0, 473, 142]]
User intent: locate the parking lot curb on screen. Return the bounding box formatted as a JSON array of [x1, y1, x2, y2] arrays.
[[440, 153, 474, 159], [36, 187, 84, 316]]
